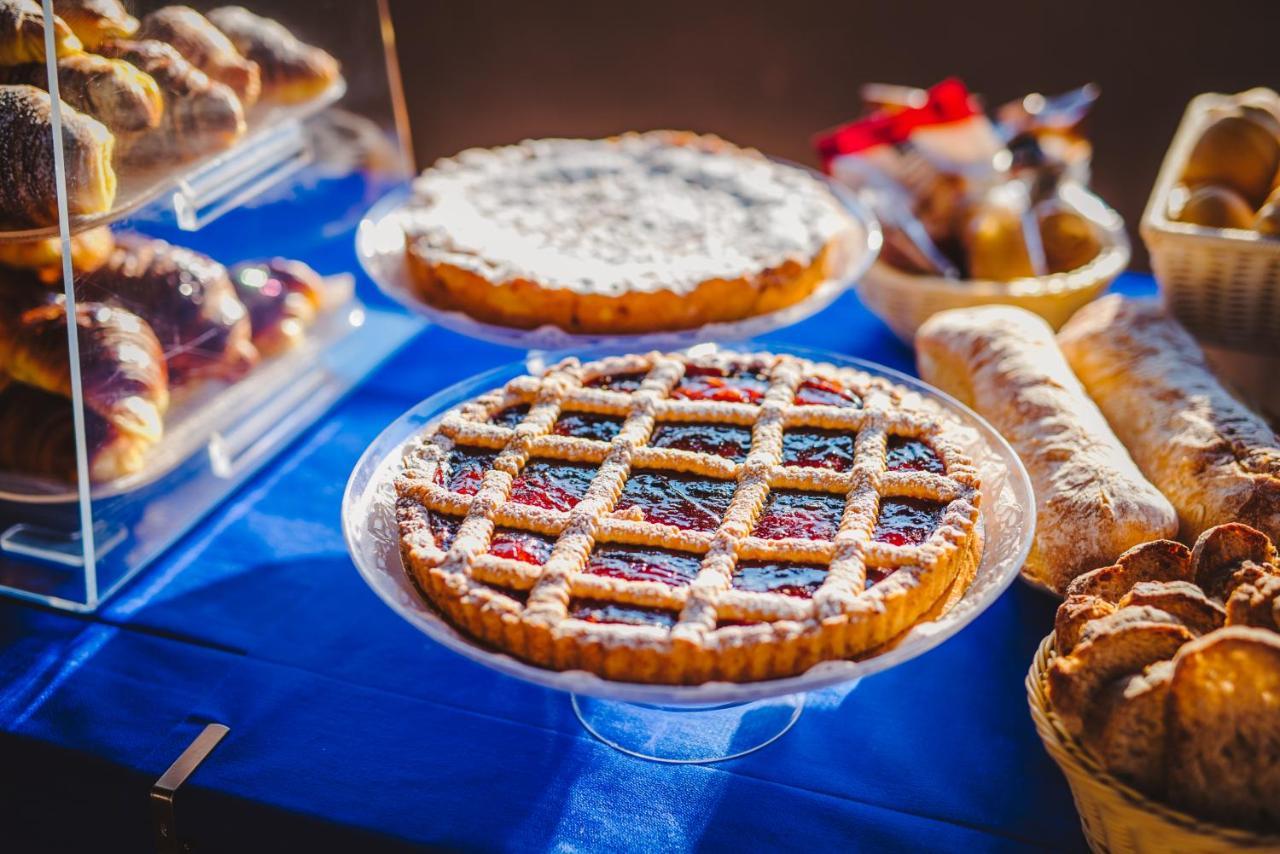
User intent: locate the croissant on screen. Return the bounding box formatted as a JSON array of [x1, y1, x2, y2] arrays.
[[0, 85, 116, 228], [51, 0, 137, 49], [0, 0, 81, 65], [0, 52, 163, 133], [97, 39, 244, 162], [229, 258, 324, 355], [78, 233, 257, 386], [0, 298, 168, 443], [208, 7, 339, 104], [0, 382, 149, 482], [0, 224, 114, 283], [137, 6, 259, 106]]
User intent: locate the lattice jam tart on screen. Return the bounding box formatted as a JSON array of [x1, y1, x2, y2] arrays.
[[395, 350, 983, 684], [401, 131, 856, 334]]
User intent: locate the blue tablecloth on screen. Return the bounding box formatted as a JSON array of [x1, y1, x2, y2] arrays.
[[0, 273, 1157, 852]]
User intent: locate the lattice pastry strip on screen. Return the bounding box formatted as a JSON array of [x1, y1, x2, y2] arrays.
[[394, 349, 983, 684]]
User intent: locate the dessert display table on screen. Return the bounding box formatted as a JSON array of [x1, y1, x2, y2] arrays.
[[0, 274, 1158, 851]]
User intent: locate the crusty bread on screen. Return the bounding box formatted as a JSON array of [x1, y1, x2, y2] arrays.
[[1117, 581, 1226, 637], [1058, 296, 1280, 545], [1047, 617, 1194, 736], [916, 306, 1176, 592], [1063, 539, 1192, 603], [1189, 522, 1277, 600], [1226, 574, 1280, 631], [1083, 660, 1172, 795], [1055, 594, 1115, 655], [1165, 627, 1280, 832]]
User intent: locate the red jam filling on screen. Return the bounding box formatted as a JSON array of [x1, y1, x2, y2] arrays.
[[781, 428, 855, 471], [490, 404, 530, 429], [650, 422, 752, 461], [866, 566, 894, 588], [553, 411, 624, 442], [443, 446, 497, 495], [733, 560, 828, 597], [491, 586, 530, 605], [794, 377, 862, 408], [671, 363, 770, 404], [570, 599, 677, 628], [584, 544, 702, 585], [509, 460, 597, 511], [885, 437, 944, 473], [753, 490, 845, 540], [489, 528, 557, 564], [586, 371, 647, 392], [614, 471, 735, 532], [873, 498, 945, 546], [429, 512, 461, 550]]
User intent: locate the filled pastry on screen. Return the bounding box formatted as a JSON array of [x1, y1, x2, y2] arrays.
[[208, 6, 339, 104], [1059, 295, 1280, 544], [0, 84, 116, 227], [137, 5, 259, 107], [51, 0, 137, 49], [77, 233, 257, 386], [0, 52, 163, 133], [228, 258, 323, 356], [0, 225, 114, 283], [98, 39, 245, 162], [0, 0, 81, 65], [916, 305, 1177, 591]]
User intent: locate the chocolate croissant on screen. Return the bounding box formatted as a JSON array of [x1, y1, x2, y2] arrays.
[[52, 0, 137, 49], [0, 53, 163, 133], [0, 0, 81, 65], [78, 234, 257, 386], [229, 258, 324, 355], [208, 6, 339, 104], [97, 39, 245, 162], [0, 224, 114, 284], [137, 6, 259, 107], [0, 299, 169, 447], [0, 85, 116, 228]]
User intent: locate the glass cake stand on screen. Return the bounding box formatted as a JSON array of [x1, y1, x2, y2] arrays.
[[354, 164, 882, 353], [341, 345, 1036, 764]]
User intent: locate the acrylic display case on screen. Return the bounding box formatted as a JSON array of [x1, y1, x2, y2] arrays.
[[0, 0, 421, 610]]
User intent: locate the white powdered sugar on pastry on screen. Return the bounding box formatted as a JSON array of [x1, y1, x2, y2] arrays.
[[403, 131, 852, 297]]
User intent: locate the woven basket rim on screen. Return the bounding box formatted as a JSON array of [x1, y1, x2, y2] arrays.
[[1141, 87, 1280, 248], [862, 184, 1130, 298], [1027, 633, 1280, 848]]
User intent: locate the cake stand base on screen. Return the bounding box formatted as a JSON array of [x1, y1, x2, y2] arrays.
[[570, 689, 823, 764]]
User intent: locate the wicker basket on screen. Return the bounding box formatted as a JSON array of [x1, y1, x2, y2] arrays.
[[1027, 635, 1280, 853], [1141, 88, 1280, 354], [854, 184, 1130, 344]]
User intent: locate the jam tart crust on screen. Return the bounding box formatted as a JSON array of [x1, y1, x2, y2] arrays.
[[395, 350, 983, 684]]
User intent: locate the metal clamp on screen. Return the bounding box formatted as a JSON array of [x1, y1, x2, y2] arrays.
[[152, 723, 229, 854]]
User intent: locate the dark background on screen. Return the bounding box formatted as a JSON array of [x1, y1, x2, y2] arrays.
[[386, 0, 1278, 270]]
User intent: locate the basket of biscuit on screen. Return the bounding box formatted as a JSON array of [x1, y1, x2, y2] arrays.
[[1141, 87, 1280, 353], [816, 78, 1129, 343], [1028, 523, 1280, 852]]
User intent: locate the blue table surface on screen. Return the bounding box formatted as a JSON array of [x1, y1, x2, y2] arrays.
[[0, 271, 1158, 853]]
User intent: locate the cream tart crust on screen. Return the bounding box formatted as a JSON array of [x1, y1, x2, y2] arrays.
[[402, 131, 856, 335], [394, 349, 984, 684]]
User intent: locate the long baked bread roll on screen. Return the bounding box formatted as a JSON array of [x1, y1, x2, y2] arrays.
[[917, 305, 1177, 591], [1059, 295, 1280, 544]]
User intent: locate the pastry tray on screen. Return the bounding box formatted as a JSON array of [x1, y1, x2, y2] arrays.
[[342, 344, 1036, 706], [355, 169, 883, 351], [0, 78, 346, 241], [0, 275, 359, 504]]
